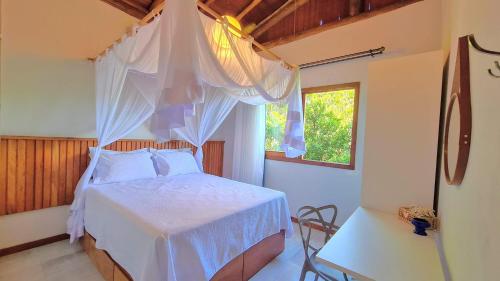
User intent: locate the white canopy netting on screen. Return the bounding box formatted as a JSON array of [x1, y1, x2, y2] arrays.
[[67, 0, 305, 242]]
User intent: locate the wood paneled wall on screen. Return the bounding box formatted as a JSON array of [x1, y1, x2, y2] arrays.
[[0, 136, 224, 216]]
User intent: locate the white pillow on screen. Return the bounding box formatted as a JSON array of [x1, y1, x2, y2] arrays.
[[148, 148, 192, 174], [93, 152, 157, 184], [90, 147, 150, 180], [149, 147, 193, 154], [89, 147, 149, 159], [153, 151, 201, 176]]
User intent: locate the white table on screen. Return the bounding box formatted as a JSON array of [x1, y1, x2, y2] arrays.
[[316, 207, 444, 281]]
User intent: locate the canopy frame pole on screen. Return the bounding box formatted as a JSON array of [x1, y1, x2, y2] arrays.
[[93, 0, 297, 70]]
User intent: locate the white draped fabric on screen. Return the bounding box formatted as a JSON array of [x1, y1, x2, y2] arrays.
[[67, 0, 305, 242], [151, 0, 305, 154], [173, 86, 238, 171], [232, 103, 266, 186], [67, 21, 161, 242]]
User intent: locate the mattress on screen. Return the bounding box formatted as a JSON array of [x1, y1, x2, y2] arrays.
[[83, 173, 293, 281]]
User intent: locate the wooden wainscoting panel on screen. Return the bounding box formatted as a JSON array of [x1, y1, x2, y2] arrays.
[[25, 140, 35, 212], [0, 140, 7, 215], [42, 140, 52, 208], [34, 140, 44, 210], [65, 140, 75, 204], [6, 140, 17, 214], [15, 140, 26, 213], [0, 136, 224, 216]]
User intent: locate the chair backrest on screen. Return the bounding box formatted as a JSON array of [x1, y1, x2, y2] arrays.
[[297, 205, 340, 259]]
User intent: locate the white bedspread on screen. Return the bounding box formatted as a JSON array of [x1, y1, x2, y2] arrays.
[[84, 173, 293, 281]]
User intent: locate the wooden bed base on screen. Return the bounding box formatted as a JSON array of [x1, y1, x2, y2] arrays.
[[82, 230, 285, 281]]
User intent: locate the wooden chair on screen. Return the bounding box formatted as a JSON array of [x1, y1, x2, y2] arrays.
[[297, 205, 349, 281]]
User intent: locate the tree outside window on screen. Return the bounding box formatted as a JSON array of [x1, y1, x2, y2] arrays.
[[265, 83, 359, 169]]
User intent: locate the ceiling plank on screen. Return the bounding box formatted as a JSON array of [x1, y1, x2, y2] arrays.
[[101, 0, 148, 19], [236, 0, 262, 21], [149, 0, 165, 11], [251, 0, 310, 39], [120, 0, 149, 12], [260, 0, 423, 49]]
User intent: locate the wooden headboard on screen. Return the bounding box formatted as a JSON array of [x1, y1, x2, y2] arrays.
[[0, 136, 224, 216]]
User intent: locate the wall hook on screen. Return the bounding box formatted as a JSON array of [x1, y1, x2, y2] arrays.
[[488, 61, 500, 78], [468, 34, 500, 78]]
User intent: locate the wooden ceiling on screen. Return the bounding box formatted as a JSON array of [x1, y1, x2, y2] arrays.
[[101, 0, 421, 48]]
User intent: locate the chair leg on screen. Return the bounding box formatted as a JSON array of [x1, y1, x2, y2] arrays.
[[314, 273, 320, 281], [343, 272, 349, 281], [299, 265, 308, 281]]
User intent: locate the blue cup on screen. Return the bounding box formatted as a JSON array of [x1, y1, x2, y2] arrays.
[[411, 218, 431, 236]]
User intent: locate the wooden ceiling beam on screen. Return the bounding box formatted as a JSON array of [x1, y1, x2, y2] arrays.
[[149, 0, 165, 11], [134, 0, 153, 6], [236, 0, 262, 21], [252, 0, 310, 39], [140, 0, 165, 24], [101, 0, 148, 19]]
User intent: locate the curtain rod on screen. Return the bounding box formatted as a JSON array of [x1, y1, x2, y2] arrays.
[[299, 47, 386, 69], [93, 1, 297, 69]]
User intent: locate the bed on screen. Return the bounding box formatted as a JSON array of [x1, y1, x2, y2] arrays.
[[82, 173, 293, 281]]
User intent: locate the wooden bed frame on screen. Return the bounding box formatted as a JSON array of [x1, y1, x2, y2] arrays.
[[82, 230, 285, 281]]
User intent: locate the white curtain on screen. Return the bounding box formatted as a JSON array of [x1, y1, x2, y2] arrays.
[[67, 19, 161, 242], [232, 103, 266, 186], [174, 86, 238, 171]]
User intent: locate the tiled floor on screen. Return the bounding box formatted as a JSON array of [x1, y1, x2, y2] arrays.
[[0, 224, 348, 281]]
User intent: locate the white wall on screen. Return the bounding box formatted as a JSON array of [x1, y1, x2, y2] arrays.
[[362, 50, 443, 214], [0, 0, 151, 139], [0, 206, 69, 249], [438, 0, 500, 280], [259, 0, 444, 224], [0, 54, 154, 139]]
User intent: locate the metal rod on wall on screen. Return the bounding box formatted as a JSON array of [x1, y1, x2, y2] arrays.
[[299, 47, 386, 69]]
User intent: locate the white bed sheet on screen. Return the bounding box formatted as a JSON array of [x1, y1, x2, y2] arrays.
[[84, 173, 293, 281]]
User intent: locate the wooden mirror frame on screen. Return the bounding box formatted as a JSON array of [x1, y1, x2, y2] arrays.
[[443, 36, 472, 185]]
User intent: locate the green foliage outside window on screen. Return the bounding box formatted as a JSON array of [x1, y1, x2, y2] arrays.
[[265, 103, 288, 152], [303, 89, 355, 164], [265, 88, 356, 165]]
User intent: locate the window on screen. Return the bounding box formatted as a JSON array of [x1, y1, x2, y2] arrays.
[[265, 83, 359, 169]]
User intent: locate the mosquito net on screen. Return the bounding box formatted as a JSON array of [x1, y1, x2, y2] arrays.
[[67, 0, 305, 242]]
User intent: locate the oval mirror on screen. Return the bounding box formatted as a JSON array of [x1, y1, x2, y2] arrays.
[[443, 36, 472, 185]]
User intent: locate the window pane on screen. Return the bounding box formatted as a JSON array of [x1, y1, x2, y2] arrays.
[[304, 89, 355, 164], [265, 103, 288, 151]]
